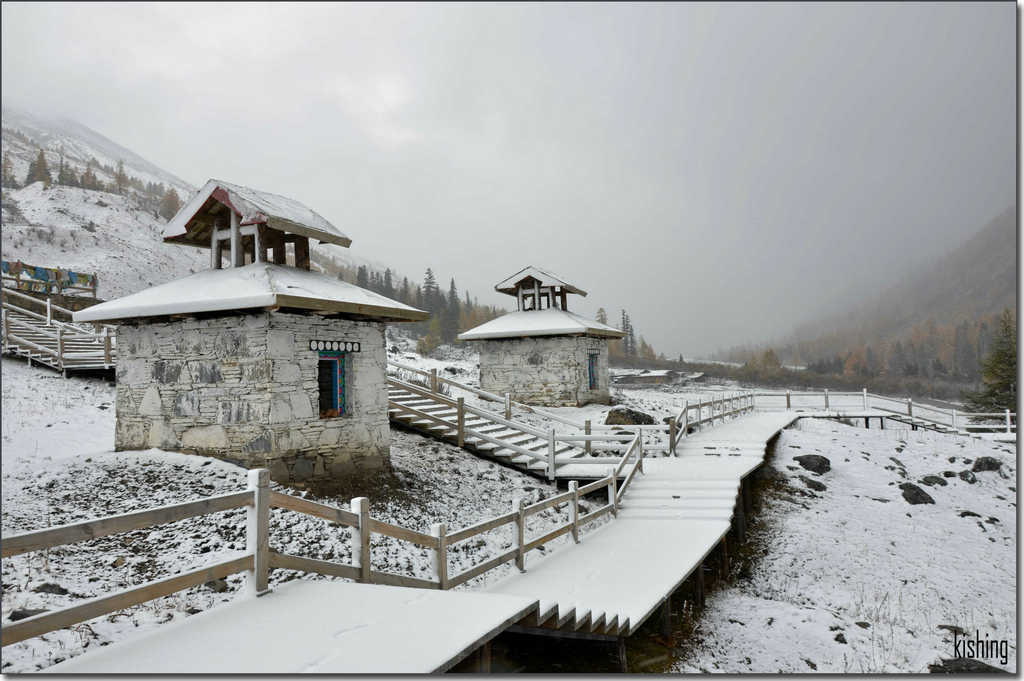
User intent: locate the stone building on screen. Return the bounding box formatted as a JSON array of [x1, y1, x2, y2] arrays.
[[457, 266, 625, 407], [74, 179, 427, 486]]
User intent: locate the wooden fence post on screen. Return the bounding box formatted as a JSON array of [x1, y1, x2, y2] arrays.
[[45, 298, 52, 326], [584, 420, 591, 455], [862, 388, 868, 410], [246, 468, 270, 596], [684, 400, 689, 433], [547, 429, 556, 481], [786, 390, 791, 410], [457, 397, 465, 447], [504, 393, 512, 421], [637, 437, 644, 474], [104, 329, 112, 367], [431, 522, 448, 589], [569, 481, 580, 544], [513, 497, 526, 572], [907, 398, 913, 417], [430, 368, 438, 393], [352, 497, 371, 583], [951, 409, 957, 431], [608, 474, 618, 516], [824, 388, 829, 410], [669, 419, 677, 456], [57, 327, 64, 368], [1006, 409, 1012, 434]]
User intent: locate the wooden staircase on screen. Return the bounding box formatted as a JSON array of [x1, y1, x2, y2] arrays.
[[387, 378, 588, 479], [1, 288, 115, 373]]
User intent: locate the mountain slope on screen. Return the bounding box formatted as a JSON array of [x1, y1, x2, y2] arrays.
[[775, 205, 1016, 364]]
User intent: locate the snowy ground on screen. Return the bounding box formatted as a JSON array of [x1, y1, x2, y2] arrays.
[[673, 418, 1017, 673], [0, 357, 583, 673]]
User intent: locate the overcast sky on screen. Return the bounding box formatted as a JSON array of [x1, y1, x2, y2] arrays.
[[1, 2, 1015, 356]]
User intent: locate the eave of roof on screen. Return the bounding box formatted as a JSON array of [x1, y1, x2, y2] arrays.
[[493, 266, 587, 297], [457, 308, 625, 341]]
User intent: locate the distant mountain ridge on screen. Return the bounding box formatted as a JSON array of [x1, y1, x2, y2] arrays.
[[746, 205, 1016, 367]]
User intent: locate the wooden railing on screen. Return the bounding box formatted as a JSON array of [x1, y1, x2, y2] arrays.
[[1, 455, 647, 647], [1, 259, 98, 297], [1, 287, 115, 370], [387, 361, 757, 464], [751, 389, 1016, 434]]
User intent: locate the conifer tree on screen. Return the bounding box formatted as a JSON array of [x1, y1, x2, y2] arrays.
[[356, 265, 370, 289], [0, 152, 17, 188], [383, 268, 395, 299], [596, 307, 608, 325], [158, 188, 182, 219], [967, 308, 1016, 412], [114, 159, 128, 194], [25, 148, 52, 186]]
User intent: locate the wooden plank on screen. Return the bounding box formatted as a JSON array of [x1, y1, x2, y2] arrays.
[[369, 518, 439, 549], [269, 491, 359, 527], [447, 511, 517, 545], [579, 476, 612, 495], [0, 554, 253, 646], [524, 489, 574, 517], [431, 523, 448, 589], [447, 548, 519, 589], [247, 469, 270, 595], [268, 550, 360, 581], [388, 377, 457, 406], [2, 491, 252, 558], [352, 497, 370, 583], [387, 400, 457, 431], [578, 504, 614, 527], [369, 570, 439, 590], [524, 522, 573, 553]]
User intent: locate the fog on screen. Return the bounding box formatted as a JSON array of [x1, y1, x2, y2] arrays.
[[1, 2, 1015, 356]]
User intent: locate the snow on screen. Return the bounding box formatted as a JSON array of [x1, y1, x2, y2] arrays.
[[46, 580, 537, 673], [0, 355, 577, 673], [163, 179, 350, 247], [73, 262, 425, 322], [494, 265, 586, 296], [457, 308, 625, 340], [1, 183, 206, 300], [673, 418, 1017, 673]]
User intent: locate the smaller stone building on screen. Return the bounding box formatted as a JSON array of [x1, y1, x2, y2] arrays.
[[74, 179, 427, 486], [458, 266, 625, 407]]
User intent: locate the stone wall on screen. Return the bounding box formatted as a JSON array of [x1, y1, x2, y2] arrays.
[[114, 310, 389, 485], [477, 335, 611, 406]]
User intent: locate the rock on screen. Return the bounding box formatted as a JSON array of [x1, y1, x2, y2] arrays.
[[942, 471, 956, 478], [9, 608, 48, 621], [32, 583, 68, 596], [604, 406, 655, 426], [799, 475, 827, 492], [958, 470, 977, 484], [936, 624, 966, 636], [794, 455, 831, 474], [834, 633, 847, 644], [899, 483, 935, 505], [928, 658, 1008, 674], [855, 621, 871, 629], [958, 510, 980, 518], [972, 457, 1002, 473], [919, 475, 948, 487], [205, 578, 229, 593], [111, 556, 126, 568], [185, 606, 202, 615]]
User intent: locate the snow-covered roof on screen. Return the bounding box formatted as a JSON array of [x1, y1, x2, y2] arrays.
[[73, 263, 427, 323], [457, 308, 625, 341], [163, 179, 352, 248], [494, 266, 587, 297]]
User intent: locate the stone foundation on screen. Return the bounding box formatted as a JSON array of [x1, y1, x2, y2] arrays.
[[477, 335, 611, 407], [114, 310, 389, 485]]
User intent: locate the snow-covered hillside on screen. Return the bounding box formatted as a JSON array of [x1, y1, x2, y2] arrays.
[[2, 106, 192, 198], [2, 182, 205, 299]]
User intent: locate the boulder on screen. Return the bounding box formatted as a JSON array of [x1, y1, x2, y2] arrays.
[[958, 470, 977, 484], [899, 483, 935, 505], [604, 406, 656, 426], [919, 475, 948, 487], [31, 583, 68, 596], [794, 454, 831, 475], [972, 457, 1003, 473], [9, 608, 48, 621]]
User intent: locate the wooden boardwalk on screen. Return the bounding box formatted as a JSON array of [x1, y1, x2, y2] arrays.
[[45, 581, 537, 673], [488, 412, 798, 638]]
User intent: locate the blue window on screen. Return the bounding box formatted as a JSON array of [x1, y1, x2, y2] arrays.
[[318, 351, 347, 418], [588, 353, 599, 390]]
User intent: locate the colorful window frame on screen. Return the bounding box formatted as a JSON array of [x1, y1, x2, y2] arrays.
[[318, 351, 347, 418]]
